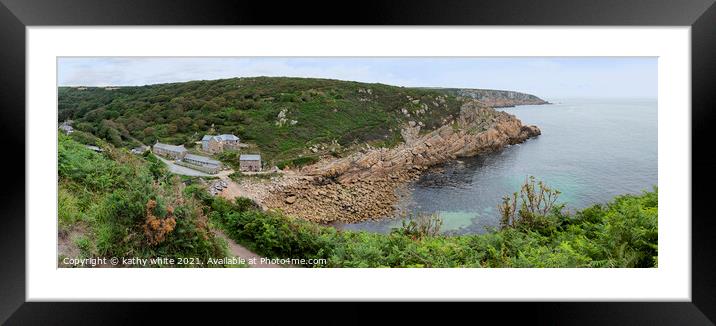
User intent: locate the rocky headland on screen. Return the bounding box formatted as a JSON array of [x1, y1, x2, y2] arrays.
[[450, 88, 550, 108], [259, 100, 542, 223]]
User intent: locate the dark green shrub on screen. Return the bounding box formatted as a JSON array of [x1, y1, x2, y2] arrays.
[[276, 156, 319, 170], [58, 135, 228, 266], [499, 176, 562, 230], [206, 186, 657, 268], [391, 213, 443, 240]]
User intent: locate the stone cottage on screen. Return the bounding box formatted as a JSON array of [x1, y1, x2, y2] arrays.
[[152, 142, 187, 160], [201, 134, 240, 153], [239, 154, 262, 172], [182, 154, 223, 174]]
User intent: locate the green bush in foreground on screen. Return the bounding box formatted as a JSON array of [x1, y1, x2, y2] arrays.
[[58, 134, 228, 267], [202, 183, 657, 268], [59, 130, 657, 269]]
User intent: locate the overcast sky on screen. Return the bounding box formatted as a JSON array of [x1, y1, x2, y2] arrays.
[[58, 57, 657, 100]]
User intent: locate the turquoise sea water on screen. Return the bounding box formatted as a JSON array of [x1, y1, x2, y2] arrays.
[[335, 98, 658, 234]]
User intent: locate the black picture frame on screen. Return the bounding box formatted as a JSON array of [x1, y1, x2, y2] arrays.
[[1, 0, 715, 324]]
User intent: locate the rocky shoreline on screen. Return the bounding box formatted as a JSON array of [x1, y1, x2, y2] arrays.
[[258, 100, 542, 224], [261, 172, 422, 223]]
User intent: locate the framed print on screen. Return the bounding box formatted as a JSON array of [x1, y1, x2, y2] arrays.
[[1, 0, 716, 324]]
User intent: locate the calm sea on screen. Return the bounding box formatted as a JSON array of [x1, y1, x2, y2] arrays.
[[335, 98, 658, 234]]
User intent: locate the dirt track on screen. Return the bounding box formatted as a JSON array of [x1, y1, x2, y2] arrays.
[[212, 229, 283, 268]]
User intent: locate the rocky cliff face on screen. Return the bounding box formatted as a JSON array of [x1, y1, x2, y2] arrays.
[[261, 100, 541, 223], [304, 100, 541, 183], [443, 88, 549, 108]]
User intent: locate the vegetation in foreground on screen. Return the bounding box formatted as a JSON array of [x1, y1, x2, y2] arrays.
[[58, 134, 234, 267], [59, 133, 657, 268], [196, 179, 657, 268]]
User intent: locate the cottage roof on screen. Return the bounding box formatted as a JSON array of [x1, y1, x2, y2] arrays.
[[217, 134, 240, 141], [153, 143, 187, 153], [202, 134, 240, 142], [240, 154, 261, 161], [184, 154, 221, 165]]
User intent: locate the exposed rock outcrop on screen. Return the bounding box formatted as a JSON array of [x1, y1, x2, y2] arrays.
[[262, 176, 416, 223], [304, 100, 541, 183], [261, 100, 541, 223], [441, 88, 549, 108]]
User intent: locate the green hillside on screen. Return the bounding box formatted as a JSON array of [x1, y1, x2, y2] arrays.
[[59, 77, 467, 165]]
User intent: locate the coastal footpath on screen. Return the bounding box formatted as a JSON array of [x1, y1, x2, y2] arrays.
[[260, 100, 542, 223]]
